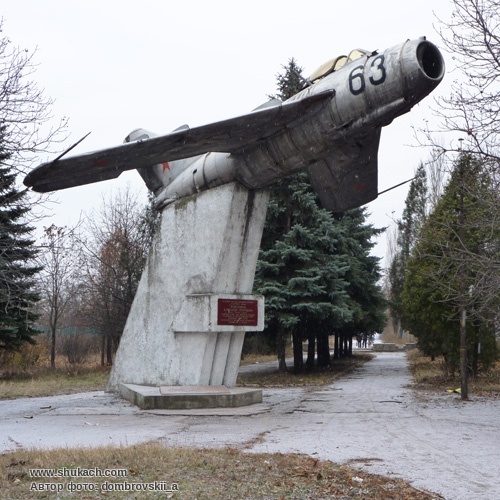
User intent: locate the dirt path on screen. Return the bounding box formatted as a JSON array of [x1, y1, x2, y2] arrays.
[[2, 352, 499, 499]]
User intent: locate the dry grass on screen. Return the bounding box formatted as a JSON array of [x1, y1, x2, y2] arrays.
[[238, 354, 373, 388], [239, 353, 278, 366], [407, 349, 500, 397], [0, 367, 110, 400], [1, 444, 442, 499], [1, 354, 372, 399], [0, 344, 110, 400], [407, 350, 447, 386], [0, 353, 446, 497]]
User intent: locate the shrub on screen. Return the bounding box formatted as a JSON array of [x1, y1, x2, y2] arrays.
[[59, 334, 96, 365]]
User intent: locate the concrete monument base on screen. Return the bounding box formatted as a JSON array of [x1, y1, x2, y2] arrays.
[[107, 182, 269, 407], [119, 384, 262, 410]]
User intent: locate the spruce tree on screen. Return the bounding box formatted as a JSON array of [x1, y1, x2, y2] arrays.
[[331, 208, 386, 358], [254, 58, 386, 370], [255, 171, 352, 371], [0, 127, 40, 350]]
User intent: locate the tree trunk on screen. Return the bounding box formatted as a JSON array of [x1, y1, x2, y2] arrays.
[[49, 304, 58, 369], [459, 307, 468, 399], [50, 325, 56, 369], [471, 341, 479, 378], [458, 163, 468, 400], [277, 328, 287, 372], [292, 331, 304, 373], [306, 332, 316, 370], [100, 329, 105, 367], [317, 334, 330, 367], [333, 333, 339, 359], [106, 330, 113, 366]]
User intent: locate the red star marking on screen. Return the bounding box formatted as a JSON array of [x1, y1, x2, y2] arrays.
[[162, 162, 171, 172]]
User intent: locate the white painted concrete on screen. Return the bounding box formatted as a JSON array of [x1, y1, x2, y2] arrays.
[[108, 183, 269, 390]]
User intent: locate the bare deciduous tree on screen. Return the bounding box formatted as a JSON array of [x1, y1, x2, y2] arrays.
[[1, 20, 69, 351], [422, 1, 500, 163], [36, 224, 80, 368], [79, 187, 153, 365], [0, 19, 68, 175], [434, 0, 500, 329]]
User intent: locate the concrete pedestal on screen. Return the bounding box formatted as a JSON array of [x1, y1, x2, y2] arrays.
[[107, 182, 269, 407], [119, 384, 262, 410]]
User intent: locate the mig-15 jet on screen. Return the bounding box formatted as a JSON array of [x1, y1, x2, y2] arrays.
[[24, 37, 444, 213]]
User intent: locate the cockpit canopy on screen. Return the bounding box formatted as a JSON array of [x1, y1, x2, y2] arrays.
[[307, 49, 375, 84]]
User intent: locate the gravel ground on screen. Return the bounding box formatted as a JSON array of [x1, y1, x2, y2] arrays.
[[2, 352, 499, 499]]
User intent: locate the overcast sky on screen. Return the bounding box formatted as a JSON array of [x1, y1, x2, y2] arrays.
[[3, 0, 454, 266]]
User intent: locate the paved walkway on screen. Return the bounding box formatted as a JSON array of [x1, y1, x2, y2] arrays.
[[2, 352, 499, 499]]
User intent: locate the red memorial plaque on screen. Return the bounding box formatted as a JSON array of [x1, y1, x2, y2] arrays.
[[217, 298, 258, 326]]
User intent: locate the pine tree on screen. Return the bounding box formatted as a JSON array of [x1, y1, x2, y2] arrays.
[[0, 126, 40, 350], [402, 154, 499, 374], [398, 164, 427, 260], [388, 164, 427, 336], [272, 58, 305, 101]]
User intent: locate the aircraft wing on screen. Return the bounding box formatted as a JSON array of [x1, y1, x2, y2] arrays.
[[307, 128, 381, 212], [24, 91, 334, 192]]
